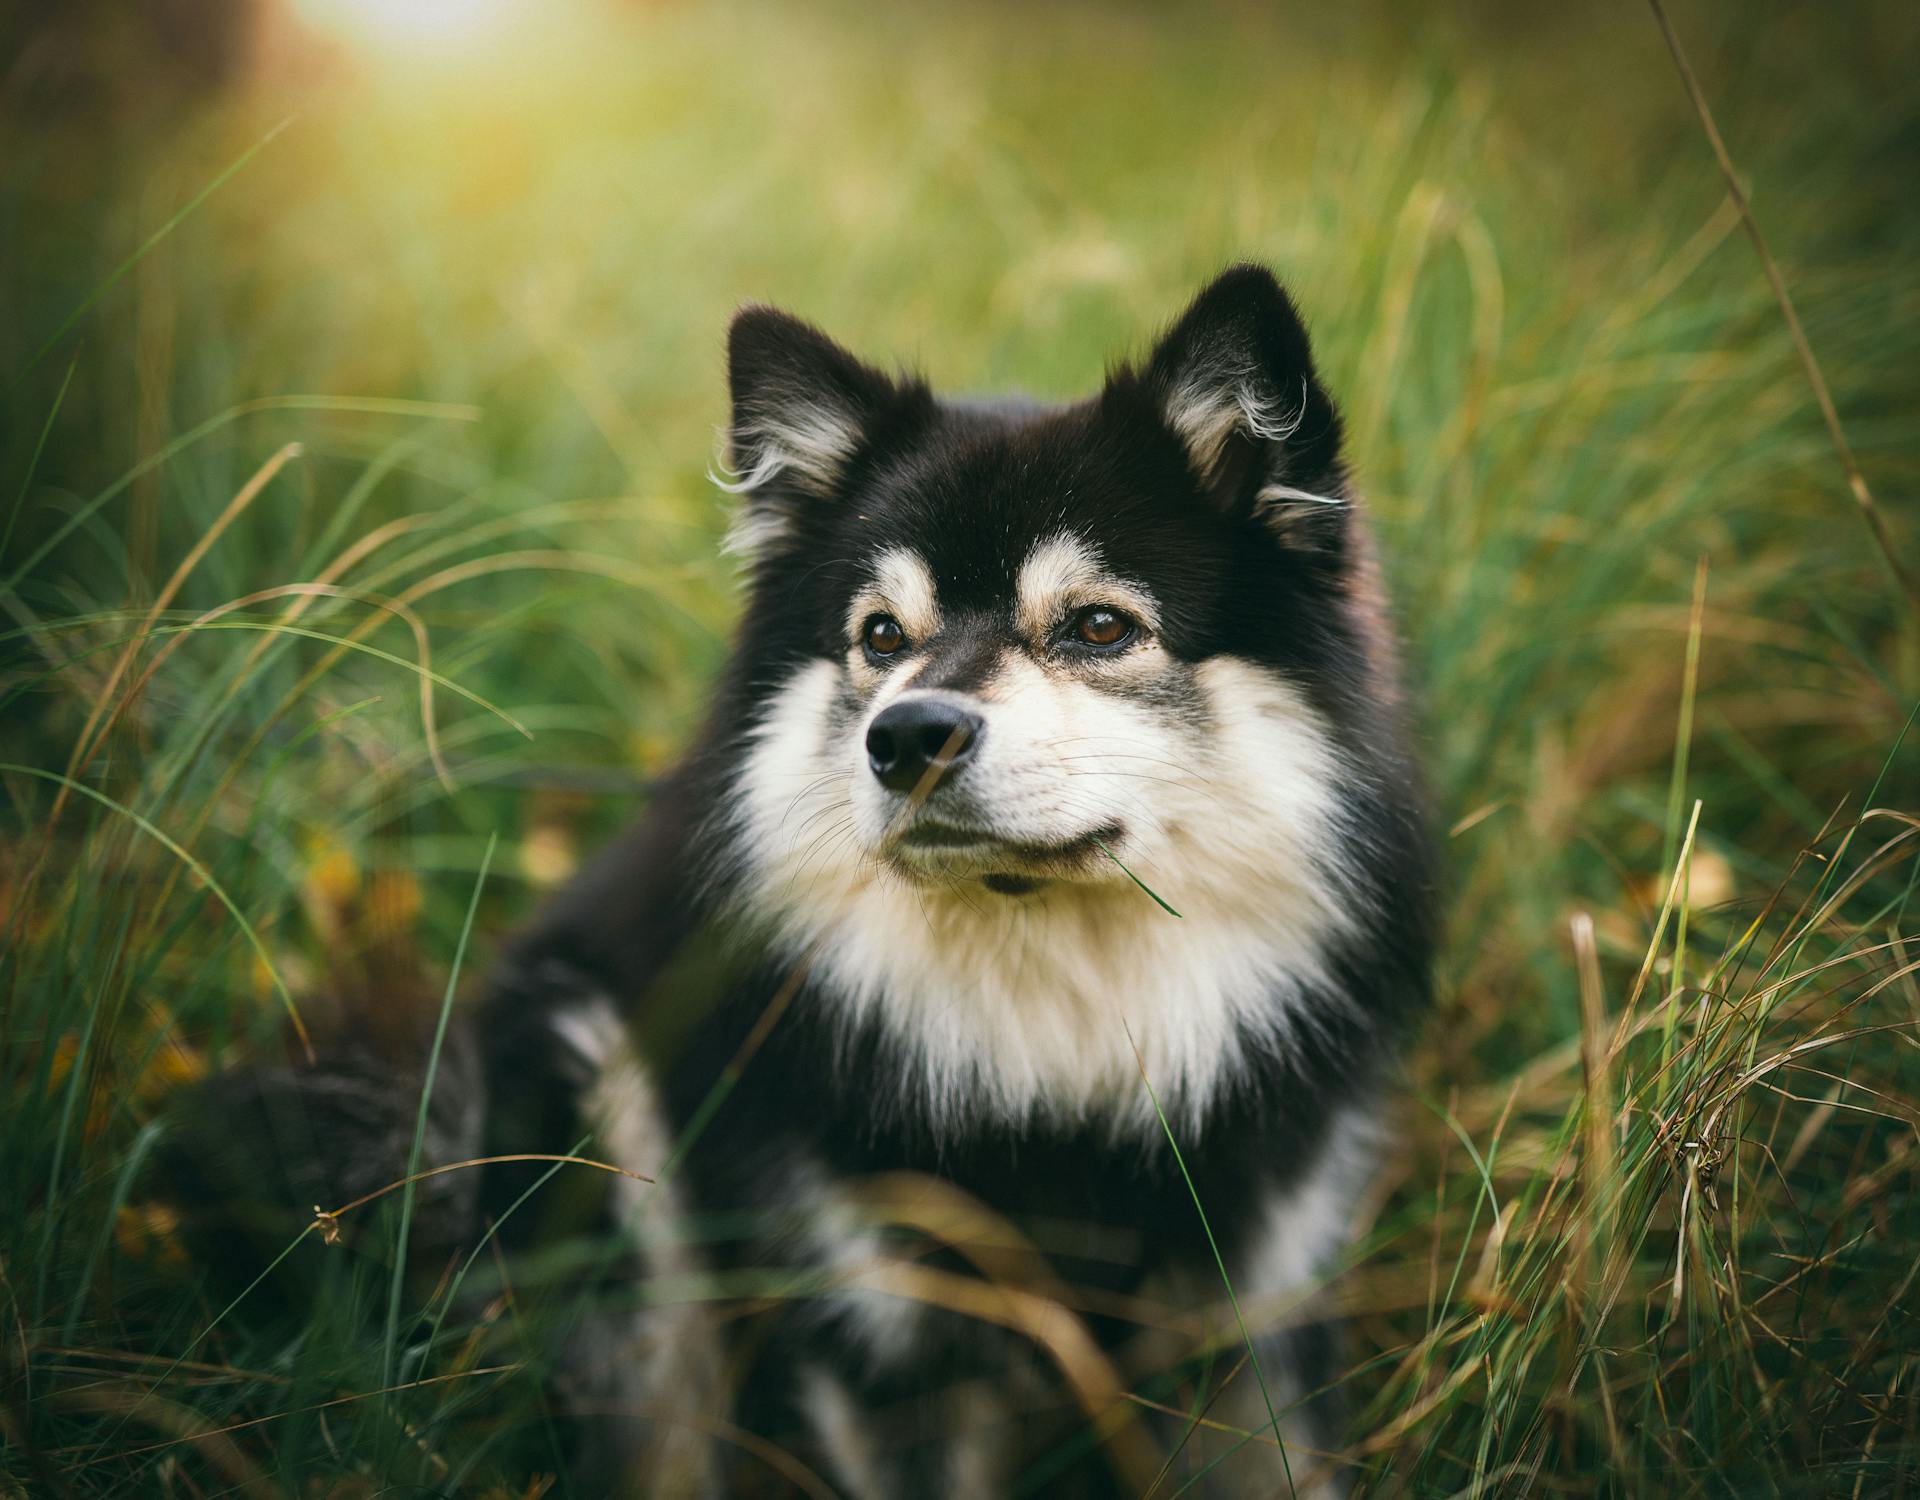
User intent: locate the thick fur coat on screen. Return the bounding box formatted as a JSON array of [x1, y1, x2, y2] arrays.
[[185, 265, 1434, 1498]]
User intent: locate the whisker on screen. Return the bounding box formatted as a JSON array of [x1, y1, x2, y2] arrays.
[[788, 794, 854, 844], [778, 774, 850, 831], [1060, 768, 1233, 812]]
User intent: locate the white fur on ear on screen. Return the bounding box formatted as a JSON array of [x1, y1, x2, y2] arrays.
[[719, 307, 905, 563], [1143, 266, 1352, 542], [1162, 367, 1348, 532], [1254, 481, 1347, 539], [716, 485, 800, 562], [711, 404, 863, 499], [711, 404, 864, 561], [1163, 365, 1308, 478]]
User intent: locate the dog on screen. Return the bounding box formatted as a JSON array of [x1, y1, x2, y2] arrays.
[[181, 264, 1433, 1498]]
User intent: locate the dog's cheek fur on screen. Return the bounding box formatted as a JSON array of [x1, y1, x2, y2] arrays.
[[723, 655, 864, 910]]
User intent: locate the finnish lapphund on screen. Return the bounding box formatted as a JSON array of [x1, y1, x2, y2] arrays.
[[184, 265, 1434, 1497]]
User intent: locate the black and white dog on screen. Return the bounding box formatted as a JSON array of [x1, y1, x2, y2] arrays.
[[192, 265, 1433, 1497]]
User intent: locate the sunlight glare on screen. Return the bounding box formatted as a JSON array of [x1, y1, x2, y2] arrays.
[[290, 0, 531, 56]]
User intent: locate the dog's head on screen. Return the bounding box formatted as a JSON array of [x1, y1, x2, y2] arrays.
[[715, 264, 1381, 928]]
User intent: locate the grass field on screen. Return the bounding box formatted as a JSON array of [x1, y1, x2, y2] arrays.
[[3, 0, 1918, 1493]]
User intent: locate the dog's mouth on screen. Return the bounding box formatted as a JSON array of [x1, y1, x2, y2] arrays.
[[887, 817, 1125, 891]]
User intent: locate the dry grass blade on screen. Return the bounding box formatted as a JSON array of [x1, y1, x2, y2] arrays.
[[51, 442, 304, 821], [112, 582, 457, 792], [851, 1259, 1160, 1493], [1571, 913, 1615, 1295], [56, 1365, 523, 1470], [0, 761, 315, 1057], [563, 1402, 842, 1500], [1648, 0, 1920, 612], [47, 1383, 284, 1498], [844, 1172, 1172, 1482], [311, 1153, 656, 1246]]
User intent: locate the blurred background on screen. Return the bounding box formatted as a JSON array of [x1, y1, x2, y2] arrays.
[[3, 0, 1917, 1494]]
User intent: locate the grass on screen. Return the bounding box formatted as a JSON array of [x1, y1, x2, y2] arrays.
[[3, 0, 1918, 1493]]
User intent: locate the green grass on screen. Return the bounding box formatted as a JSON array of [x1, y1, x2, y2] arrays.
[[3, 0, 1918, 1493]]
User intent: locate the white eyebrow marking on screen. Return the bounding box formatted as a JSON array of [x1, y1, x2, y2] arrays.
[[845, 546, 941, 644], [1015, 532, 1159, 640]]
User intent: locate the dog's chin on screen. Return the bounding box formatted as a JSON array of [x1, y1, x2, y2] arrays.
[[880, 819, 1126, 894]]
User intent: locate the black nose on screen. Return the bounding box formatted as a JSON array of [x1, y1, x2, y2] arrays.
[[865, 697, 984, 794]]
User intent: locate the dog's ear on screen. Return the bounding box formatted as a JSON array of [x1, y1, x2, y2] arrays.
[[1133, 264, 1350, 544], [719, 306, 910, 560]]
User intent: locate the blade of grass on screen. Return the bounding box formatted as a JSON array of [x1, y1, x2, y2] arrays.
[[1093, 836, 1182, 918], [60, 1121, 165, 1343], [18, 117, 296, 381], [0, 395, 479, 601], [1648, 0, 1920, 612], [10, 621, 531, 742], [33, 903, 134, 1322], [0, 764, 312, 1059], [1660, 557, 1708, 878], [2, 353, 77, 565], [417, 1133, 592, 1372], [384, 830, 496, 1390], [83, 1223, 321, 1464], [54, 442, 308, 824], [1126, 1024, 1296, 1495]]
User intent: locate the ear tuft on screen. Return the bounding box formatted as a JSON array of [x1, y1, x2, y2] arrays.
[[717, 307, 906, 560], [1136, 264, 1350, 543]]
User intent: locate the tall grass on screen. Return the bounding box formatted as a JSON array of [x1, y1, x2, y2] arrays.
[[3, 0, 1917, 1493]]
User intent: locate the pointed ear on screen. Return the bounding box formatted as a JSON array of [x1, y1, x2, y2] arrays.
[[717, 307, 908, 560], [1136, 264, 1350, 543]]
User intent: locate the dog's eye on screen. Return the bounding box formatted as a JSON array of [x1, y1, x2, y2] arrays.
[[1071, 606, 1135, 649], [863, 614, 907, 658]]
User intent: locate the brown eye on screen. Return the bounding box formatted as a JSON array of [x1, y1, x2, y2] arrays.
[[864, 615, 906, 657], [1073, 606, 1134, 649]]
